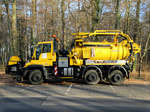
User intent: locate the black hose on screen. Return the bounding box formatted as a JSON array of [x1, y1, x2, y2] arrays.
[[127, 42, 133, 60]]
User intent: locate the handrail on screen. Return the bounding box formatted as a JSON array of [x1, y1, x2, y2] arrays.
[[72, 30, 133, 42], [94, 30, 123, 33]]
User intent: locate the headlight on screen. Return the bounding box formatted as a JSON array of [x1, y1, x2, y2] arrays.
[[11, 67, 17, 71]]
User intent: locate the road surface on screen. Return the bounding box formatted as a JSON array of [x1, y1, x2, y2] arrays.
[[0, 79, 150, 112]]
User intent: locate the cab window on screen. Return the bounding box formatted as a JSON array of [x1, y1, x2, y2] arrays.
[[36, 43, 51, 60], [42, 44, 51, 53], [36, 44, 42, 60]]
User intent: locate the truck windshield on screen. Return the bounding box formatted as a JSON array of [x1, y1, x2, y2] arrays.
[[36, 44, 51, 60], [43, 44, 51, 53], [36, 44, 42, 60]]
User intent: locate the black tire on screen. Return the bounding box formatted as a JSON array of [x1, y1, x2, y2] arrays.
[[108, 70, 125, 85], [29, 70, 44, 85], [84, 69, 100, 85], [16, 77, 22, 82]]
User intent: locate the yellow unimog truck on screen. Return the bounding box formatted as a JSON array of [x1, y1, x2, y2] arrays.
[[6, 30, 140, 85]]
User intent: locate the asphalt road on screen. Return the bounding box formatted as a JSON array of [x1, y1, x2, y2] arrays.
[[0, 80, 150, 112]]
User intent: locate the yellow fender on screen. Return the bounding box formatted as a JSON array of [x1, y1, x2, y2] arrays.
[[8, 56, 21, 66]]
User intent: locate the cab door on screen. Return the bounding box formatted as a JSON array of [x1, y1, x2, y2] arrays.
[[32, 42, 56, 66]]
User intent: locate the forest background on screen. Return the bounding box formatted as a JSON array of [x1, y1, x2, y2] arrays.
[[0, 0, 150, 78]]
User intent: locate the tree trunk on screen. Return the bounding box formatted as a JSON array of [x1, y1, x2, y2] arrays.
[[114, 0, 120, 29], [133, 0, 141, 43], [61, 0, 65, 48], [91, 0, 103, 31], [44, 1, 48, 40], [138, 52, 142, 77], [133, 0, 141, 77], [3, 0, 12, 57], [124, 0, 131, 33], [12, 0, 17, 55], [0, 3, 3, 22], [31, 0, 36, 44]]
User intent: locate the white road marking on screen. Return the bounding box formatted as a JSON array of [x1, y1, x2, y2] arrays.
[[109, 85, 116, 93], [110, 85, 135, 98], [65, 84, 72, 95]]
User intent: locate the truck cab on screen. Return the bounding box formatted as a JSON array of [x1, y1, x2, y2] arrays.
[[25, 41, 56, 67]]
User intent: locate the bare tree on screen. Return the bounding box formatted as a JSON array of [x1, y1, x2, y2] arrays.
[[12, 0, 17, 55], [91, 0, 104, 31], [123, 0, 131, 33], [31, 0, 37, 43], [138, 33, 150, 77], [61, 0, 65, 48], [114, 0, 120, 29], [133, 0, 141, 42]]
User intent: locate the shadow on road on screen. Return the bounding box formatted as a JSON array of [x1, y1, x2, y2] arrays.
[[0, 75, 150, 112]]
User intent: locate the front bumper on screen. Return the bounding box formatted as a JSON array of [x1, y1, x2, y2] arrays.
[[5, 65, 23, 76]]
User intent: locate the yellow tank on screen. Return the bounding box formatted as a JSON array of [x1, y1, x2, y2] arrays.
[[70, 30, 140, 63], [72, 41, 131, 61]]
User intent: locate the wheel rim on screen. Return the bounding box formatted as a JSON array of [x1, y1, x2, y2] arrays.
[[86, 73, 97, 82], [112, 74, 122, 83], [31, 74, 42, 82]]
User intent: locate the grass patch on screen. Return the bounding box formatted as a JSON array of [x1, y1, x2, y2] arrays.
[[130, 71, 150, 81], [130, 64, 150, 81]]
